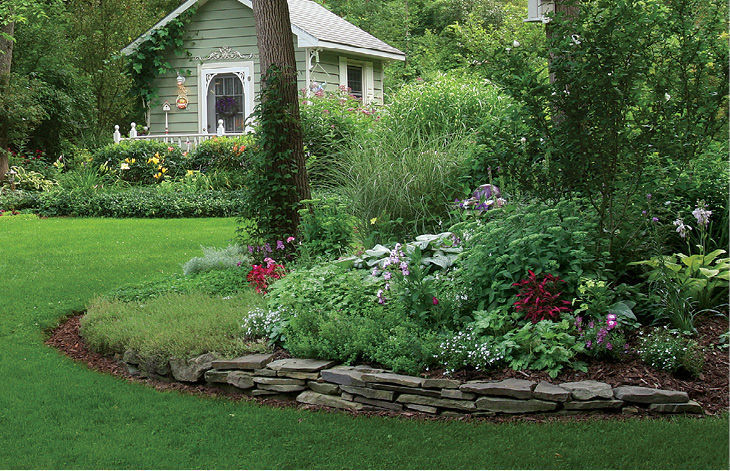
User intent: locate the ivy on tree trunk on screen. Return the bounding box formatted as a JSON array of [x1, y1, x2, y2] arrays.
[[0, 20, 14, 181], [250, 0, 310, 238]]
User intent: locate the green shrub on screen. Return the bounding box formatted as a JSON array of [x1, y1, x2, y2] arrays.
[[451, 199, 606, 318], [335, 132, 475, 240], [91, 140, 187, 183], [266, 263, 439, 374], [187, 135, 255, 171], [182, 245, 252, 276], [81, 291, 267, 360], [297, 196, 356, 263], [299, 89, 377, 186], [107, 269, 250, 303], [2, 187, 249, 218], [638, 326, 705, 378]]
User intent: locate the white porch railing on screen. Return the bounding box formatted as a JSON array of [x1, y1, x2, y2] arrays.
[[113, 120, 245, 152]]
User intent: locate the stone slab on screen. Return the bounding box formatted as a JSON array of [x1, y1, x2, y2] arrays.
[[123, 349, 141, 365], [277, 371, 321, 380], [258, 383, 306, 393], [396, 394, 476, 411], [460, 379, 535, 399], [613, 385, 689, 404], [340, 385, 395, 402], [204, 369, 229, 383], [441, 389, 476, 400], [211, 353, 275, 370], [341, 392, 355, 401], [253, 377, 305, 385], [649, 401, 703, 414], [307, 381, 340, 395], [296, 390, 365, 411], [267, 358, 336, 373], [320, 367, 367, 387], [405, 404, 438, 414], [354, 396, 403, 411], [533, 382, 571, 402], [475, 396, 557, 413], [563, 399, 624, 410], [226, 371, 254, 390], [170, 353, 217, 382], [422, 378, 461, 389], [369, 383, 442, 398], [559, 380, 614, 400], [440, 411, 468, 418], [253, 368, 277, 377], [361, 372, 423, 388]]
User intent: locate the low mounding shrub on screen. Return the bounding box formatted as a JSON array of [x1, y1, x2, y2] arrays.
[[638, 326, 704, 378], [451, 199, 606, 318], [186, 135, 255, 171], [2, 187, 248, 218], [182, 245, 252, 276], [266, 263, 439, 374], [91, 140, 187, 183], [81, 292, 267, 360], [107, 269, 251, 303]]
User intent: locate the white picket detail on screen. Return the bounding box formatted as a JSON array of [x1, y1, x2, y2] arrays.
[[114, 124, 245, 152]]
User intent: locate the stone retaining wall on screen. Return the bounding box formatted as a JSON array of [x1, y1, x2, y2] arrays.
[[121, 351, 704, 417]]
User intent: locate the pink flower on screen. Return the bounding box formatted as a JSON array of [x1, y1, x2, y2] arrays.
[[286, 236, 296, 243], [432, 297, 439, 305], [607, 313, 616, 322], [263, 257, 275, 268], [276, 240, 285, 250]]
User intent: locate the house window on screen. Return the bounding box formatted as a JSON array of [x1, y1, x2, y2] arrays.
[[207, 73, 245, 133], [346, 65, 363, 99]]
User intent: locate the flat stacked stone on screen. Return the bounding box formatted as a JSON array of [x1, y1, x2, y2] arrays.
[[353, 396, 403, 411], [211, 353, 275, 370], [475, 397, 557, 413], [563, 399, 623, 410], [559, 380, 614, 400], [648, 401, 703, 414], [267, 358, 336, 373], [395, 394, 476, 412], [613, 385, 689, 404], [307, 381, 340, 395], [296, 390, 365, 411], [360, 372, 424, 388], [204, 369, 229, 383], [169, 352, 217, 382], [422, 378, 460, 389], [405, 404, 438, 414], [533, 382, 570, 402], [441, 389, 475, 400], [340, 385, 395, 401], [369, 383, 441, 398], [320, 367, 369, 387], [227, 371, 254, 389], [460, 379, 535, 399]]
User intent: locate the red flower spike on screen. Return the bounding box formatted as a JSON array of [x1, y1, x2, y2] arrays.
[[513, 271, 572, 323]]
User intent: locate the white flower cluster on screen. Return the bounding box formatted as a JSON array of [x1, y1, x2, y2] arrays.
[[435, 328, 504, 374], [241, 307, 286, 340]]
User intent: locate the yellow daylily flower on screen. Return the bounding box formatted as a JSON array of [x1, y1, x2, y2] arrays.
[[370, 217, 378, 225]]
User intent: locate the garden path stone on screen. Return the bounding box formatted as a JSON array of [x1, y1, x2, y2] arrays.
[[422, 378, 460, 389], [226, 371, 254, 389], [353, 396, 403, 411], [396, 394, 476, 411], [563, 399, 624, 410], [211, 353, 275, 370], [266, 358, 336, 372], [320, 367, 368, 386], [361, 372, 423, 387], [559, 380, 614, 400], [253, 377, 304, 385], [460, 379, 535, 399], [169, 353, 217, 382], [307, 381, 340, 395], [533, 382, 571, 402], [204, 369, 229, 383], [340, 385, 395, 401], [475, 397, 557, 413], [296, 390, 365, 411], [648, 401, 703, 414], [613, 385, 689, 404]]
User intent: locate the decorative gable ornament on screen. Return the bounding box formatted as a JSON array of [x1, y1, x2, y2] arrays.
[[192, 46, 256, 62]]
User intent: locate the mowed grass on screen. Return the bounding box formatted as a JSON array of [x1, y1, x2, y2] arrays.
[[0, 216, 727, 469]]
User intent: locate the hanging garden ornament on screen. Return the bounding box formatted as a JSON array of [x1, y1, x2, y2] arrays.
[[176, 74, 189, 110]]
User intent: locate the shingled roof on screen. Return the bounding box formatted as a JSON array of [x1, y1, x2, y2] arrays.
[[122, 0, 405, 61]]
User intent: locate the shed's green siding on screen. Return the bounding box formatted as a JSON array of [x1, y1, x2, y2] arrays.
[[147, 0, 386, 134]]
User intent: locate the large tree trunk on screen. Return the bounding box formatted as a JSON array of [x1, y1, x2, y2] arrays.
[[0, 20, 14, 182], [252, 0, 310, 235], [546, 0, 579, 84]]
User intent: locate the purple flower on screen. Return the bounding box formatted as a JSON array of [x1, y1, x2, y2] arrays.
[[402, 268, 410, 276], [371, 267, 379, 277], [586, 340, 593, 349], [264, 243, 272, 253], [248, 245, 254, 254], [642, 210, 647, 216], [276, 240, 285, 250], [383, 271, 392, 281], [652, 216, 659, 223], [588, 321, 594, 329], [606, 342, 613, 350], [646, 193, 652, 200], [692, 202, 712, 227]]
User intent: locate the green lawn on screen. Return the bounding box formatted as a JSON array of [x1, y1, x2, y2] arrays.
[[0, 216, 727, 469]]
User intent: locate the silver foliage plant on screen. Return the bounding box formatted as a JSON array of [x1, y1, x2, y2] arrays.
[[182, 245, 252, 276]]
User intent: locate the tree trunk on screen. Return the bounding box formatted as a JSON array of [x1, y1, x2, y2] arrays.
[[546, 0, 579, 84], [252, 0, 310, 235], [0, 20, 14, 182]]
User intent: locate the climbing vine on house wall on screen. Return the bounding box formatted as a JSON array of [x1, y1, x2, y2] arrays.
[[128, 8, 197, 107]]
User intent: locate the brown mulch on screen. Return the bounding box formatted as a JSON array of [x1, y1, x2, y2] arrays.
[[45, 313, 729, 423]]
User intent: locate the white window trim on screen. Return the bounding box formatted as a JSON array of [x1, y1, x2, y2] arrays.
[[339, 56, 374, 104], [198, 61, 255, 134]]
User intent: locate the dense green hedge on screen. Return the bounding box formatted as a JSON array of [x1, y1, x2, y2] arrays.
[[0, 188, 247, 218]]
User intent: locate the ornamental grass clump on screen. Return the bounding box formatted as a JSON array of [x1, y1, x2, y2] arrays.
[[513, 271, 572, 323]]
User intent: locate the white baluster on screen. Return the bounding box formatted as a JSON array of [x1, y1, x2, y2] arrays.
[[129, 122, 138, 138], [217, 119, 225, 136], [113, 125, 121, 143]]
